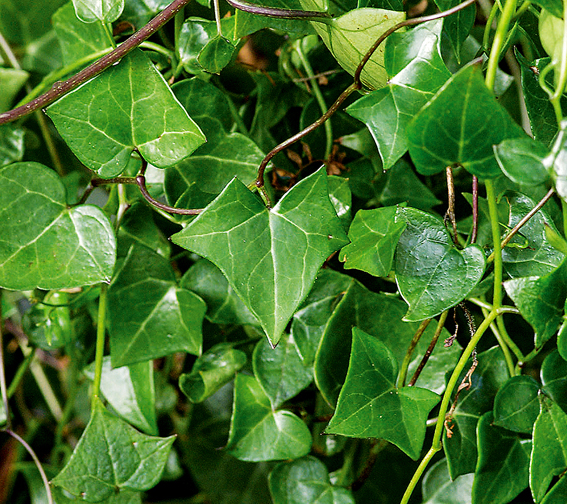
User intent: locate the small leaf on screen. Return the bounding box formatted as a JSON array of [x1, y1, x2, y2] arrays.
[[494, 137, 551, 186], [0, 162, 115, 290], [72, 0, 124, 23], [326, 327, 440, 459], [541, 350, 567, 414], [407, 64, 526, 178], [108, 244, 206, 367], [269, 456, 355, 504], [493, 376, 540, 434], [0, 67, 28, 112], [0, 125, 24, 167], [171, 167, 349, 347], [421, 458, 473, 504], [179, 343, 247, 403], [51, 399, 175, 502], [198, 35, 236, 74], [46, 49, 205, 178], [225, 374, 312, 461], [395, 207, 485, 321], [434, 0, 475, 62]]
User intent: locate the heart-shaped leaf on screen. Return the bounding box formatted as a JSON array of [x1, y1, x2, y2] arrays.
[[51, 399, 175, 502], [46, 49, 205, 178], [493, 376, 540, 434], [171, 167, 349, 346], [394, 207, 485, 321], [326, 327, 440, 459], [0, 162, 115, 290], [72, 0, 124, 23], [421, 459, 474, 504], [494, 137, 550, 186]]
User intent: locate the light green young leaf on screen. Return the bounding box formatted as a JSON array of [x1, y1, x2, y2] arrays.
[[51, 399, 175, 502], [72, 0, 124, 23], [171, 167, 349, 347], [0, 162, 115, 290], [0, 67, 28, 112], [226, 374, 312, 461], [326, 327, 440, 459], [46, 49, 205, 178]]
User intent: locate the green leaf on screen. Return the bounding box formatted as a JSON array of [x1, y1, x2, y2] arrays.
[[108, 244, 206, 367], [394, 207, 485, 321], [530, 397, 567, 502], [0, 125, 24, 166], [326, 327, 440, 459], [471, 411, 531, 504], [494, 137, 551, 186], [179, 343, 247, 403], [225, 374, 312, 461], [83, 356, 157, 435], [171, 167, 349, 347], [421, 458, 474, 504], [493, 376, 540, 434], [53, 2, 113, 66], [547, 120, 567, 202], [51, 399, 174, 502], [444, 346, 509, 479], [269, 456, 355, 504], [0, 162, 116, 290], [328, 175, 352, 229], [46, 49, 205, 178], [434, 0, 475, 62], [346, 20, 450, 168], [531, 0, 563, 18], [541, 350, 567, 414], [71, 0, 124, 23], [504, 260, 567, 348], [198, 35, 236, 74], [0, 67, 28, 112], [52, 486, 142, 503], [253, 332, 313, 408], [339, 206, 406, 276], [407, 64, 526, 178]]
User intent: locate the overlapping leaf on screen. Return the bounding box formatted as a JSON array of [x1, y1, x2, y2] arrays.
[[171, 168, 349, 346], [52, 399, 175, 502], [0, 125, 24, 166], [0, 162, 115, 290], [326, 327, 440, 459], [493, 376, 540, 434], [46, 49, 205, 178], [541, 350, 567, 413], [421, 459, 474, 504], [494, 137, 550, 186], [72, 0, 124, 22]]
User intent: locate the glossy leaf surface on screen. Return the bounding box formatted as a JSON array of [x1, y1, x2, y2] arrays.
[[493, 375, 540, 434], [422, 458, 473, 504], [52, 399, 174, 501], [0, 162, 115, 290], [46, 49, 205, 178], [541, 350, 567, 414], [72, 0, 124, 22], [0, 125, 24, 166], [494, 137, 550, 186], [171, 167, 349, 347]]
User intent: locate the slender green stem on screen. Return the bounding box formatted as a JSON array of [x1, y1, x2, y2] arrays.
[[482, 2, 500, 52], [399, 446, 440, 504], [91, 284, 108, 410], [485, 181, 503, 309], [0, 290, 10, 429], [485, 0, 517, 91], [468, 297, 519, 315], [6, 350, 35, 399], [140, 40, 175, 60], [102, 22, 117, 48], [563, 200, 567, 237], [398, 319, 431, 387], [335, 439, 359, 487], [55, 356, 80, 447], [481, 307, 516, 375]]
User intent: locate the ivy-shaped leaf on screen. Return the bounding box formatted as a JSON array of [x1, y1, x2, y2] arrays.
[[421, 458, 474, 504], [326, 327, 440, 459], [108, 244, 207, 367], [51, 399, 175, 502], [46, 49, 205, 178], [434, 0, 475, 62], [171, 167, 349, 347], [494, 137, 550, 186], [72, 0, 124, 23], [225, 374, 312, 461], [0, 162, 115, 290], [493, 376, 540, 434], [395, 207, 485, 321]]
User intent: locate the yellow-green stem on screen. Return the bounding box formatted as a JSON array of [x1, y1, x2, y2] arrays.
[[485, 180, 503, 309], [485, 0, 517, 91], [91, 283, 108, 410]]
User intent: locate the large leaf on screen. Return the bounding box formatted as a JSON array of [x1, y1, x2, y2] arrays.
[[394, 207, 485, 321], [326, 327, 440, 459], [108, 244, 206, 367], [0, 162, 115, 290], [225, 374, 312, 461], [51, 399, 174, 502], [269, 456, 355, 504], [46, 49, 205, 178], [171, 167, 349, 347], [407, 64, 526, 178], [72, 0, 124, 22], [492, 376, 540, 434], [421, 458, 474, 504]]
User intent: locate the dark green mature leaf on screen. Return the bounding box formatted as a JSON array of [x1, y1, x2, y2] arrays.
[[0, 125, 24, 166], [407, 64, 525, 178], [52, 486, 142, 503], [421, 458, 474, 504], [531, 398, 567, 502], [472, 412, 531, 504], [541, 350, 567, 414], [52, 399, 174, 502], [225, 374, 312, 461], [326, 328, 440, 459], [72, 0, 124, 23], [434, 0, 475, 62], [339, 206, 406, 276], [108, 244, 206, 367], [269, 456, 355, 504], [179, 343, 247, 403], [504, 260, 567, 348], [83, 356, 157, 435], [0, 162, 115, 290], [346, 20, 450, 168], [198, 35, 236, 74], [253, 333, 313, 408], [171, 167, 349, 347], [53, 2, 113, 66], [445, 347, 509, 479], [395, 207, 485, 321], [494, 137, 551, 186], [46, 49, 205, 178], [493, 376, 540, 434], [531, 0, 563, 18]]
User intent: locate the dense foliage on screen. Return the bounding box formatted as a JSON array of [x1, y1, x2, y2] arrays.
[[1, 0, 567, 502]]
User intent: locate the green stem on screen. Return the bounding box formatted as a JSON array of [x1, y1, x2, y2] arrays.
[[398, 319, 431, 387], [481, 307, 516, 375], [495, 315, 524, 362], [399, 446, 440, 504], [485, 181, 503, 310], [550, 0, 567, 124], [6, 350, 35, 399], [91, 284, 108, 410], [485, 0, 517, 91], [335, 439, 359, 487]]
